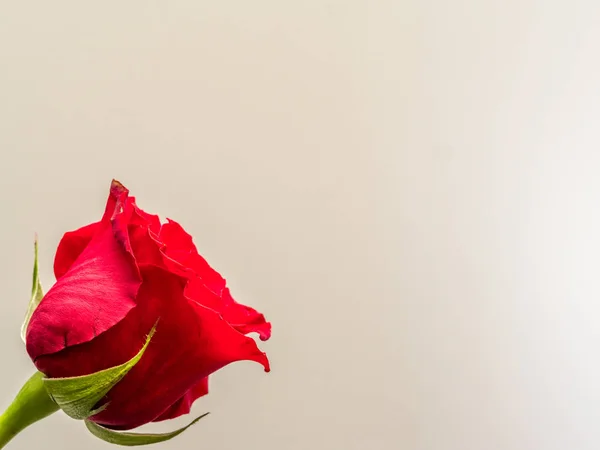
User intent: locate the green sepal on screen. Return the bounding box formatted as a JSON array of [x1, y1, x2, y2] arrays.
[[84, 413, 209, 446], [43, 324, 157, 420], [21, 236, 44, 343]]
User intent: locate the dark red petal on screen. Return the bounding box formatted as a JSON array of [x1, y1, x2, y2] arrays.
[[152, 378, 209, 422], [53, 222, 99, 279], [35, 265, 269, 430], [26, 223, 141, 359]]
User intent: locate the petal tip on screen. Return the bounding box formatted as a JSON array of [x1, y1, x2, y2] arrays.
[[259, 322, 272, 341], [261, 352, 271, 372], [110, 179, 129, 197]]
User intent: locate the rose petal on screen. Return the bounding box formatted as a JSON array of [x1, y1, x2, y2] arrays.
[[53, 222, 99, 280], [187, 295, 271, 373], [159, 219, 226, 293], [187, 282, 271, 341], [158, 219, 195, 251], [129, 197, 161, 235], [152, 378, 209, 422]]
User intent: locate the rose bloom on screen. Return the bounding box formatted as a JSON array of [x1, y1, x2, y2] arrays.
[[25, 180, 271, 430]]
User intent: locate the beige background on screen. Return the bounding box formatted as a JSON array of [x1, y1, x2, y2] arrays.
[[1, 1, 600, 449]]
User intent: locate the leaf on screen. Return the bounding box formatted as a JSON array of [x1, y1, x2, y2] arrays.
[[21, 235, 44, 343], [84, 413, 209, 446], [43, 323, 157, 420]]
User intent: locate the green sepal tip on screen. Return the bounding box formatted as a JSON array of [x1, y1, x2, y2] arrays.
[[21, 236, 44, 343], [85, 413, 209, 446]]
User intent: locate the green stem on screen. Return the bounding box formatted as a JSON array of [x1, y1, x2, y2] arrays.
[[0, 372, 59, 449]]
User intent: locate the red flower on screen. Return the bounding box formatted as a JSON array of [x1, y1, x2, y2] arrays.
[[25, 180, 271, 430]]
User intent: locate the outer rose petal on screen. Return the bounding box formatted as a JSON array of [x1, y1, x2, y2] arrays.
[[26, 223, 141, 359], [220, 288, 272, 340], [152, 378, 209, 422], [129, 196, 161, 235], [35, 266, 269, 430], [186, 282, 271, 341], [54, 222, 99, 279], [159, 220, 226, 293], [158, 219, 194, 251], [159, 219, 272, 340], [126, 204, 166, 267]]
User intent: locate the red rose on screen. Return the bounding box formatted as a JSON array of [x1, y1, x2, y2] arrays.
[[25, 180, 271, 430]]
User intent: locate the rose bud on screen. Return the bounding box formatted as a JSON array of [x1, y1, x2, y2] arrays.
[[24, 180, 271, 431]]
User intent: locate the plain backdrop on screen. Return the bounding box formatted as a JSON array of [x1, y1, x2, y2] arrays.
[[2, 1, 600, 449]]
